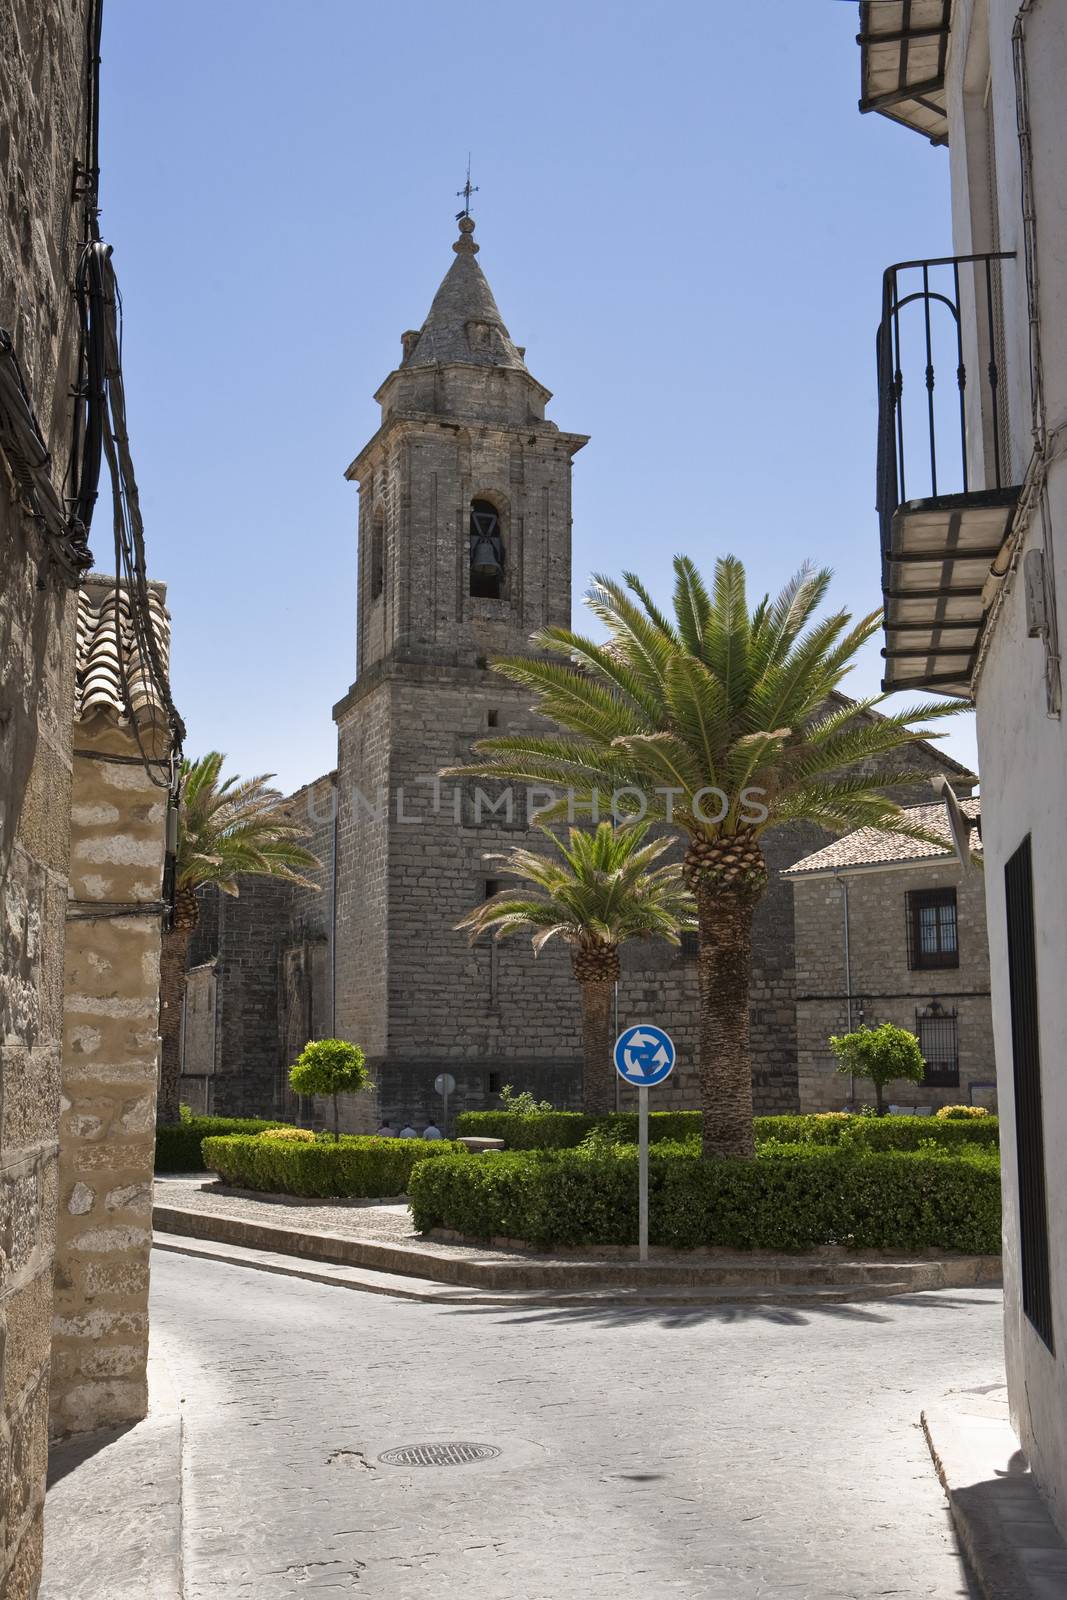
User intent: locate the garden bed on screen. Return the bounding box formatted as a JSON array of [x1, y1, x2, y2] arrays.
[[455, 1109, 999, 1152], [201, 1132, 465, 1199], [408, 1141, 1001, 1254], [156, 1116, 288, 1172]]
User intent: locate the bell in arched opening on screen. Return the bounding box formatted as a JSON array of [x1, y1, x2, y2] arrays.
[[469, 499, 504, 598]]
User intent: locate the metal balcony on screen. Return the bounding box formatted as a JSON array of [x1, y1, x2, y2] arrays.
[[875, 252, 1019, 697]]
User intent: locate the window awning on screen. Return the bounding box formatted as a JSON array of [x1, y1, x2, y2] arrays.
[[857, 0, 952, 147]]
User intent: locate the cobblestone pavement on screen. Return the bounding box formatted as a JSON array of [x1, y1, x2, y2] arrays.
[[150, 1249, 999, 1599]]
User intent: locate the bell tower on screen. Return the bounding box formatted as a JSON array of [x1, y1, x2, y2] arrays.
[[330, 213, 589, 1131], [345, 213, 588, 676]]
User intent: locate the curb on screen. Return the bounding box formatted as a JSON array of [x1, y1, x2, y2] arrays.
[[153, 1201, 1002, 1299], [154, 1231, 943, 1306], [922, 1389, 1067, 1600]]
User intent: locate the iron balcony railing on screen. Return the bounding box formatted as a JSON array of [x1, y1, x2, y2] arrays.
[[875, 252, 1016, 559]]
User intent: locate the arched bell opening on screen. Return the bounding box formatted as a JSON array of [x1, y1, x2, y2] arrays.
[[469, 497, 505, 599]]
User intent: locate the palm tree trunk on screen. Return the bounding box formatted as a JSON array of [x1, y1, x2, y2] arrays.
[[695, 881, 757, 1159], [577, 978, 617, 1115], [157, 926, 192, 1126]]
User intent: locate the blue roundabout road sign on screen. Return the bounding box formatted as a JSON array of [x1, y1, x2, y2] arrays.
[[613, 1024, 676, 1087]]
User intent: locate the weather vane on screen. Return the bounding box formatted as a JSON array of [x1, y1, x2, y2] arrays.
[[455, 156, 478, 220]]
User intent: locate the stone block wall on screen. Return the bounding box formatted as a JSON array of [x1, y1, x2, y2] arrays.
[[178, 772, 335, 1118], [792, 860, 994, 1111], [0, 2, 89, 1592], [50, 716, 168, 1437]]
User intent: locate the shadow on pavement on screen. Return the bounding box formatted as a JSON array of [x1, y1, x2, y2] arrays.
[[432, 1290, 1002, 1331], [47, 1421, 138, 1488]]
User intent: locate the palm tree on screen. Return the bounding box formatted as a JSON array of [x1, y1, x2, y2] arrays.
[[457, 822, 693, 1115], [448, 556, 968, 1158], [157, 752, 320, 1126]]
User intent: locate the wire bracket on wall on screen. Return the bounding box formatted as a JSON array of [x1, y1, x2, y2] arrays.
[[0, 329, 94, 586]]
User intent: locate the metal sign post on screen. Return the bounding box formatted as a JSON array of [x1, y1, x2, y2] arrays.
[[638, 1085, 649, 1260], [434, 1072, 457, 1134], [613, 1024, 676, 1264]]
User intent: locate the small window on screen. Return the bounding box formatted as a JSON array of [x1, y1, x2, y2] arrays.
[[370, 511, 385, 600], [487, 709, 499, 728], [907, 888, 959, 970], [679, 931, 699, 959], [487, 1071, 503, 1095], [469, 498, 504, 599], [484, 879, 502, 900], [916, 1000, 960, 1087]]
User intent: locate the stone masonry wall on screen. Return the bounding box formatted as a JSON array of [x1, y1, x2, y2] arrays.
[[0, 4, 89, 1594], [178, 772, 335, 1119], [51, 718, 167, 1436], [792, 859, 994, 1111], [332, 686, 390, 1132]]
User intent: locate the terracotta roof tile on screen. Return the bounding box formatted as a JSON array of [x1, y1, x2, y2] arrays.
[[75, 576, 171, 726], [783, 798, 981, 877]]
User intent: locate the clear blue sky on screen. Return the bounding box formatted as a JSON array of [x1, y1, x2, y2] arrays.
[[99, 0, 973, 793]]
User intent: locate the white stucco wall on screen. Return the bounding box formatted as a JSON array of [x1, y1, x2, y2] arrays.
[[944, 0, 1067, 1540]]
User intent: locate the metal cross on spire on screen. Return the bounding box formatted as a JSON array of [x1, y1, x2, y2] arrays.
[[455, 157, 479, 220]]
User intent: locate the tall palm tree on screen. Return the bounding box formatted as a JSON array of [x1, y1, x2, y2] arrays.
[[156, 752, 320, 1126], [448, 556, 968, 1157], [457, 822, 693, 1114]]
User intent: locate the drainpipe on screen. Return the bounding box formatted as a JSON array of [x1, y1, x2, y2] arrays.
[[613, 976, 620, 1113], [835, 871, 855, 1102]]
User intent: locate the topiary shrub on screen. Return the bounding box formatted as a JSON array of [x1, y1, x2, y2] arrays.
[[936, 1104, 991, 1120], [155, 1116, 286, 1172], [258, 1126, 317, 1143], [408, 1142, 1001, 1254], [829, 1023, 926, 1116], [202, 1132, 465, 1198], [289, 1038, 370, 1141]]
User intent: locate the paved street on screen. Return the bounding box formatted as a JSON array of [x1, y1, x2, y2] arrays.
[[147, 1250, 1001, 1598]]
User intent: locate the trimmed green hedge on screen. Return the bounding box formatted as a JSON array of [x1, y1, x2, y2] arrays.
[[759, 1114, 999, 1150], [455, 1109, 999, 1152], [408, 1142, 1001, 1253], [156, 1117, 286, 1172], [202, 1133, 466, 1198], [455, 1111, 702, 1148]]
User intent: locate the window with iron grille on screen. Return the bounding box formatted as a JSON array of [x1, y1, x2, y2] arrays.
[[907, 888, 959, 969], [679, 931, 699, 959], [1005, 836, 1054, 1351], [916, 1000, 959, 1087]]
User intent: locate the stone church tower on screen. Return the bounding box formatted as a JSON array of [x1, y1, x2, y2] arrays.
[[331, 214, 590, 1128], [178, 214, 977, 1129]]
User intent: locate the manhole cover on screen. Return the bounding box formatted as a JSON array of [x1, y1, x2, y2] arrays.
[[377, 1441, 501, 1469]]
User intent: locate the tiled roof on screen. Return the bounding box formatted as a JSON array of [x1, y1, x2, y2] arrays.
[[783, 798, 981, 877], [75, 576, 171, 725]]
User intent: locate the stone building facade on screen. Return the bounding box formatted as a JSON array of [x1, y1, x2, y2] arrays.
[[786, 800, 994, 1113], [50, 580, 171, 1438], [1, 4, 91, 1592], [180, 214, 975, 1133], [2, 9, 175, 1593]]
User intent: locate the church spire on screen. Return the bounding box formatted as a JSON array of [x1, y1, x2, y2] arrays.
[[400, 213, 529, 372]]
